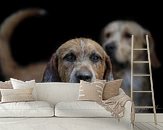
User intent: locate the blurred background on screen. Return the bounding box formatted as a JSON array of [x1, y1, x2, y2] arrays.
[[0, 0, 162, 112]]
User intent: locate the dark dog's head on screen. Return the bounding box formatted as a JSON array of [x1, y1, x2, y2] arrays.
[[101, 20, 161, 68], [42, 38, 113, 83]]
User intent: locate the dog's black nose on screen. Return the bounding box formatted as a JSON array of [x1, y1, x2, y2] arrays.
[[105, 42, 116, 55], [76, 70, 92, 82], [105, 42, 116, 51]]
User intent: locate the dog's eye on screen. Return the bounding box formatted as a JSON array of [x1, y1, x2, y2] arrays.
[[124, 32, 131, 38], [105, 32, 111, 38], [90, 53, 101, 63], [63, 53, 76, 62]]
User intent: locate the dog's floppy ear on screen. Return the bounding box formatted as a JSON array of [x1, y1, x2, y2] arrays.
[[100, 29, 105, 46], [42, 53, 61, 82], [104, 55, 114, 81], [144, 31, 161, 68]]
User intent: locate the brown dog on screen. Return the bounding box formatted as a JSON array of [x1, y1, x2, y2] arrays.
[[101, 20, 161, 110], [42, 38, 113, 82], [0, 8, 47, 82]]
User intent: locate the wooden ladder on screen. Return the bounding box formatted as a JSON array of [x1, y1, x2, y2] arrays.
[[131, 35, 157, 125]]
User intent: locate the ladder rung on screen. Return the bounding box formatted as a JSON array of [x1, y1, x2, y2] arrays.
[[135, 106, 153, 109], [133, 74, 150, 76], [133, 61, 149, 63], [133, 48, 147, 50], [133, 91, 152, 93]]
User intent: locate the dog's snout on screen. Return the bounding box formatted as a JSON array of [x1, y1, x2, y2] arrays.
[[105, 42, 116, 54], [105, 42, 116, 50], [75, 70, 92, 82]]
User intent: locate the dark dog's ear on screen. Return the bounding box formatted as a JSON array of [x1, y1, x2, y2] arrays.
[[144, 31, 161, 68], [42, 53, 61, 82], [104, 55, 114, 81], [100, 29, 105, 45]]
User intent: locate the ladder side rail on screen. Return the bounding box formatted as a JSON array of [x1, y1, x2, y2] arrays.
[[146, 35, 157, 125], [131, 35, 134, 101]]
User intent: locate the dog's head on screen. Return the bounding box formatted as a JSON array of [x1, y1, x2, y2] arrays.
[[101, 20, 160, 68], [42, 38, 113, 82]]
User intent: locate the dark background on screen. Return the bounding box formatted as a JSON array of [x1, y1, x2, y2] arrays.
[[0, 0, 163, 112]]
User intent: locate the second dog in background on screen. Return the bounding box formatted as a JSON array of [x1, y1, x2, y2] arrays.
[[101, 20, 161, 109]]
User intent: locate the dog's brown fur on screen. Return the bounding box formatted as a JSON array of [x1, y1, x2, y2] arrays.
[[101, 20, 161, 109], [0, 9, 47, 82], [42, 38, 113, 82]]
